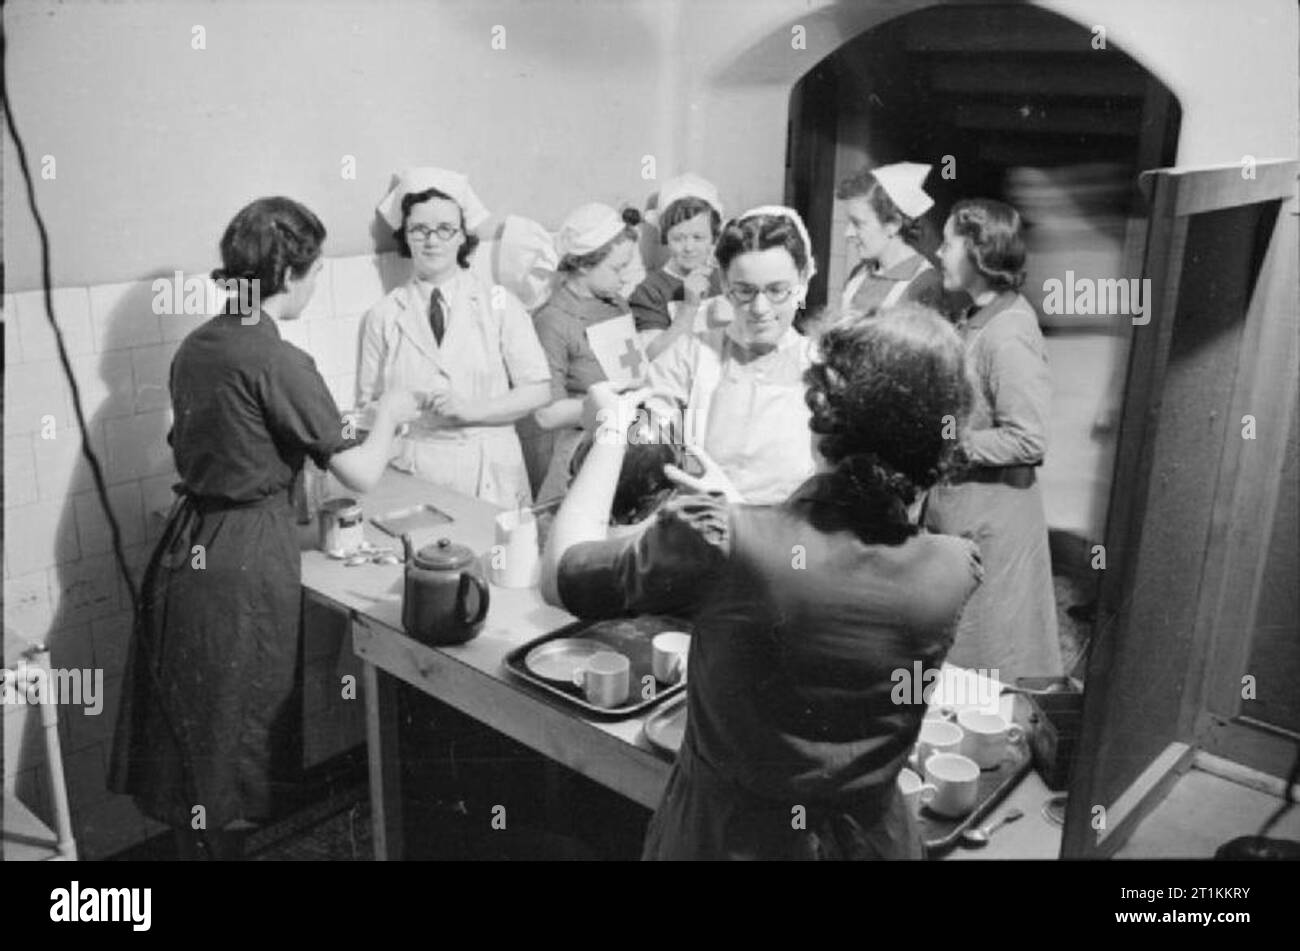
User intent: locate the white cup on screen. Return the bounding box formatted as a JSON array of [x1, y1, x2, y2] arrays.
[[912, 719, 964, 773], [651, 632, 690, 684], [921, 753, 981, 818], [490, 509, 540, 588], [896, 767, 936, 815], [957, 709, 1025, 769], [571, 651, 630, 708]]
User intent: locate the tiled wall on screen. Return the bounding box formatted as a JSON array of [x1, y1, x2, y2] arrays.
[[2, 249, 436, 858]]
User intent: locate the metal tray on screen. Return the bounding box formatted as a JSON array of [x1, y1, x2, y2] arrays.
[[918, 695, 1035, 857], [643, 691, 688, 757], [504, 616, 691, 719], [370, 503, 454, 538]]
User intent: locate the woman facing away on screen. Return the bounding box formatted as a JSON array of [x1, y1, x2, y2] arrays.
[[541, 305, 983, 860]]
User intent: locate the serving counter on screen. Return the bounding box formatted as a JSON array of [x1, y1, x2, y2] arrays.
[[300, 469, 1061, 860]]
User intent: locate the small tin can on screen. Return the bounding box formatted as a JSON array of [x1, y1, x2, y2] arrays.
[[319, 498, 365, 555]]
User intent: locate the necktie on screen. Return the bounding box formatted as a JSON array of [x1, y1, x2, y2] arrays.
[[428, 288, 446, 346]]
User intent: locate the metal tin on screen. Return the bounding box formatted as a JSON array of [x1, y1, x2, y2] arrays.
[[319, 498, 364, 554]]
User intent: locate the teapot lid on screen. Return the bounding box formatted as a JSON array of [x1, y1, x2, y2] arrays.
[[413, 537, 475, 571]]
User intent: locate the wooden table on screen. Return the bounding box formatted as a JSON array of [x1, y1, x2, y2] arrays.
[[300, 470, 1062, 860]]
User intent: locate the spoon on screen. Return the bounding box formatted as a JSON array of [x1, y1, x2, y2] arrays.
[[960, 808, 1025, 847]]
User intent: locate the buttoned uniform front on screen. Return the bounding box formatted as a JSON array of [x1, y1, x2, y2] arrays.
[[358, 268, 551, 509], [646, 322, 817, 506], [922, 290, 1063, 682]]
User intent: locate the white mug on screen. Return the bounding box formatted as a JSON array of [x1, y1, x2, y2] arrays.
[[571, 651, 630, 708], [957, 709, 1025, 769], [651, 632, 690, 684], [922, 752, 981, 818], [912, 719, 964, 773], [490, 508, 540, 588], [896, 767, 936, 815]]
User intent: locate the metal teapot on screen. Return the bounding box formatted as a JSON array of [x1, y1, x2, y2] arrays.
[[401, 535, 490, 646]]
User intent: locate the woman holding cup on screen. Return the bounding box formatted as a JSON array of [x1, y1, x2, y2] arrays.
[[541, 305, 983, 861]]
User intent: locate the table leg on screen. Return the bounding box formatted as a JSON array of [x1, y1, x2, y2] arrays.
[[363, 660, 403, 861]]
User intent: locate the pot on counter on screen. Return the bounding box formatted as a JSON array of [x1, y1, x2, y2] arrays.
[[401, 535, 490, 646]]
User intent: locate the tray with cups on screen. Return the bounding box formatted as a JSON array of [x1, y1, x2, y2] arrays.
[[901, 695, 1034, 856], [504, 616, 692, 719]]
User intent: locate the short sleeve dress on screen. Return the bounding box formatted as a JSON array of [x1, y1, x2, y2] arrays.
[[109, 312, 354, 829], [558, 474, 983, 860]]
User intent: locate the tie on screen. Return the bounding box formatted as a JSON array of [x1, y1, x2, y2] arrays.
[[428, 288, 446, 346]]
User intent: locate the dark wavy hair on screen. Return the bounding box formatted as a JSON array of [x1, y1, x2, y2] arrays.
[[948, 198, 1026, 292], [805, 304, 972, 543], [568, 417, 687, 525], [392, 187, 480, 267], [211, 197, 325, 311], [558, 209, 642, 274], [715, 213, 809, 276], [836, 169, 926, 247], [658, 196, 721, 245]]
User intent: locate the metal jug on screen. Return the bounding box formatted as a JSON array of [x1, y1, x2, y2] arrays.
[[401, 535, 490, 646]]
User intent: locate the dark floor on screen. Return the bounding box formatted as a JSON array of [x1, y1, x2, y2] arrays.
[[126, 570, 1094, 861]]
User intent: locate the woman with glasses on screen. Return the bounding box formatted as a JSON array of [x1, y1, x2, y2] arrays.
[[358, 167, 552, 508], [540, 308, 982, 860], [643, 206, 818, 505]]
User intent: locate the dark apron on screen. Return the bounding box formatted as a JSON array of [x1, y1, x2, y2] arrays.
[[107, 487, 304, 830]]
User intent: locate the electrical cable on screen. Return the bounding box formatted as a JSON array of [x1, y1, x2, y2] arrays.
[[1, 8, 215, 858]]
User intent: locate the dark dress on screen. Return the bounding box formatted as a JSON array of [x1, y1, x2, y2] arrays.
[[557, 475, 983, 860], [108, 313, 353, 829], [628, 266, 726, 333]]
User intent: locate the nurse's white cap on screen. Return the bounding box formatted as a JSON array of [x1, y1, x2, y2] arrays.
[[648, 172, 723, 226], [377, 166, 491, 231], [872, 162, 934, 218], [554, 203, 627, 258]]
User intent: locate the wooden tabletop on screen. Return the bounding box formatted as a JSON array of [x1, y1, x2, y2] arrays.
[[301, 469, 1062, 856]]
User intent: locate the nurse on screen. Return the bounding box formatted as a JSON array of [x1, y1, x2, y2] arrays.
[[629, 173, 728, 360], [644, 206, 818, 505], [540, 308, 983, 860], [526, 202, 645, 503], [838, 162, 944, 320], [109, 197, 419, 860], [923, 198, 1063, 681], [359, 167, 552, 508]]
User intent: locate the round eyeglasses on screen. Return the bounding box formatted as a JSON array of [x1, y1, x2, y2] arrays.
[[726, 282, 797, 306], [407, 223, 462, 243]]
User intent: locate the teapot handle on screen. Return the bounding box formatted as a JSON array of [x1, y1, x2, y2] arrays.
[[457, 572, 490, 627]]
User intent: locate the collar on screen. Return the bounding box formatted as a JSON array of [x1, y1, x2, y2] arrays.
[[873, 252, 929, 282], [402, 268, 470, 311], [964, 290, 1019, 332]]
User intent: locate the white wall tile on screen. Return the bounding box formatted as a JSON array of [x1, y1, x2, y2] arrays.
[[73, 482, 145, 558], [88, 280, 163, 352], [4, 500, 79, 573], [32, 420, 104, 501], [301, 258, 334, 320], [277, 318, 312, 353], [4, 571, 54, 642], [12, 287, 96, 363], [5, 435, 38, 509], [49, 554, 123, 629], [130, 342, 178, 413], [332, 254, 387, 316], [103, 411, 172, 484], [309, 313, 362, 376], [4, 359, 73, 436], [68, 349, 135, 421]]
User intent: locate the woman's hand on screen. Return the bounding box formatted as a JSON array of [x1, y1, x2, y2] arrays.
[[427, 390, 479, 426], [581, 380, 658, 437], [375, 389, 422, 428], [682, 267, 713, 308], [664, 445, 745, 503]]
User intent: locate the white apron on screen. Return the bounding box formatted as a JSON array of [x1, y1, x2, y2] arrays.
[[840, 258, 933, 314]]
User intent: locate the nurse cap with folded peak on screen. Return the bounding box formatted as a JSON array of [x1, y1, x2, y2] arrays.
[[554, 203, 627, 259], [498, 202, 636, 311], [647, 172, 723, 226], [871, 162, 934, 218], [377, 166, 491, 231]]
